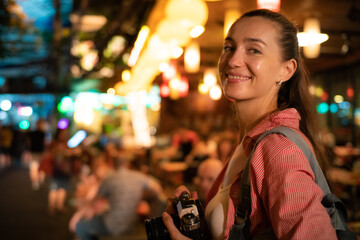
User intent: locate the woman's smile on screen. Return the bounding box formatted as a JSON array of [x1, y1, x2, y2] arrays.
[[226, 73, 252, 83]]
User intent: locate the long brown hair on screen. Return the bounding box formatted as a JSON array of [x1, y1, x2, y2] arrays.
[[240, 9, 330, 173]]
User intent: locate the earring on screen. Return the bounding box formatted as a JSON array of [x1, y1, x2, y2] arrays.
[[277, 80, 283, 86]]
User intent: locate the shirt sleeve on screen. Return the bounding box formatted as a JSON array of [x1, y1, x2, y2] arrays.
[[251, 134, 337, 240]]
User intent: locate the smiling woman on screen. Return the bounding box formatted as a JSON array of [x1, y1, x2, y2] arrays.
[[161, 9, 341, 240]]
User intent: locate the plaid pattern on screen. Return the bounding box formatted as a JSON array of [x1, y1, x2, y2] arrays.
[[207, 108, 337, 240]]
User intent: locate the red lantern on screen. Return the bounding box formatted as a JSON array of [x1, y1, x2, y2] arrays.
[[179, 76, 189, 97], [257, 0, 281, 12]]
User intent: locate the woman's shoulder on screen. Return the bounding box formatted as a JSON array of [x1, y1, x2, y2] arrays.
[[251, 131, 314, 176]]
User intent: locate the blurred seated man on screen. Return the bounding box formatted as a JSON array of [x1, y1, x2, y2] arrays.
[[194, 158, 223, 205], [171, 123, 199, 162], [73, 149, 164, 240]]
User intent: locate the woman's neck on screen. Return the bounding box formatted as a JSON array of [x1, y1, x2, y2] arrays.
[[234, 99, 278, 142]]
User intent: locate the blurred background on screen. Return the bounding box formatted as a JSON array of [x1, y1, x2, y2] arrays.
[[0, 0, 360, 239]]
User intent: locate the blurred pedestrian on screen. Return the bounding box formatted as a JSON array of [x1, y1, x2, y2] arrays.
[[74, 149, 164, 240], [28, 119, 46, 190], [47, 128, 73, 215]]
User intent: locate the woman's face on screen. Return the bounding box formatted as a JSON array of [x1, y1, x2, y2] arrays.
[[218, 16, 289, 102]]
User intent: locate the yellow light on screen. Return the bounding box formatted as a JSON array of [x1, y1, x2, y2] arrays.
[[172, 47, 183, 58], [151, 103, 161, 111], [107, 88, 115, 95], [190, 25, 205, 38], [315, 86, 323, 97], [165, 0, 208, 27], [198, 83, 209, 94], [297, 32, 329, 47], [204, 68, 217, 86], [127, 91, 152, 147], [122, 70, 131, 82], [334, 95, 344, 103], [159, 62, 169, 72], [224, 9, 241, 37], [157, 19, 192, 46], [184, 41, 200, 73], [297, 18, 329, 59], [127, 25, 150, 67], [209, 85, 222, 100], [80, 50, 98, 71], [99, 67, 114, 78], [169, 76, 181, 90], [69, 14, 107, 32], [309, 85, 315, 95]]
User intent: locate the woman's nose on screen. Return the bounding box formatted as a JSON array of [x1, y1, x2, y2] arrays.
[[227, 50, 244, 68]]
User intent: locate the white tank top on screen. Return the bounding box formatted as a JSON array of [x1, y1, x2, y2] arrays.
[[205, 184, 231, 240]]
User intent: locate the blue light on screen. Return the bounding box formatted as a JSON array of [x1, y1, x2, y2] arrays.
[[338, 101, 350, 110], [67, 130, 87, 148], [0, 76, 5, 87], [317, 102, 329, 114], [330, 103, 338, 113]]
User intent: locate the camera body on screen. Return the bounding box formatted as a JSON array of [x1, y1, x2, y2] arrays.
[[145, 191, 204, 240]]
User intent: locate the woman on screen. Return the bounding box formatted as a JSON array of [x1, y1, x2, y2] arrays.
[[162, 9, 337, 239]]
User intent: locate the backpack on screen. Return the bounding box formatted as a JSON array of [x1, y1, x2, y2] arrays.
[[228, 126, 357, 240]]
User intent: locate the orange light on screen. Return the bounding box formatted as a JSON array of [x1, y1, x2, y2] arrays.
[[321, 92, 328, 101], [347, 87, 354, 98]]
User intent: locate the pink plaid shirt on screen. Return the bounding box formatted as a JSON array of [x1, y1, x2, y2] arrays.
[[206, 108, 337, 239]]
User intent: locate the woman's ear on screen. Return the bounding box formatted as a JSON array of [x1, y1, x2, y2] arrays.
[[281, 59, 297, 82]]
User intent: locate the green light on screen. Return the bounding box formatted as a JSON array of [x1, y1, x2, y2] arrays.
[[19, 120, 30, 130], [58, 96, 74, 113], [317, 102, 329, 114]]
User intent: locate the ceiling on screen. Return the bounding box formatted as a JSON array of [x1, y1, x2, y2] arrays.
[[195, 0, 360, 74]]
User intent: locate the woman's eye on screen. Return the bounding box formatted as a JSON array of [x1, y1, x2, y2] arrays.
[[223, 46, 234, 52], [249, 49, 261, 54]]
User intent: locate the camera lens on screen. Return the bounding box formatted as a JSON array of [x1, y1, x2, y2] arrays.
[[181, 213, 201, 231], [145, 215, 181, 240]]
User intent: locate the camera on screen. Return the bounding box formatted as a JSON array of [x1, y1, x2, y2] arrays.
[[144, 191, 204, 240]]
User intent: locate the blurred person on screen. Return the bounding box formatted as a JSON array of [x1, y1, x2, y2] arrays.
[[194, 158, 223, 205], [0, 125, 13, 168], [74, 149, 164, 240], [183, 139, 216, 184], [28, 119, 46, 190], [216, 136, 235, 163], [69, 156, 113, 232], [162, 9, 337, 239], [47, 128, 74, 215], [10, 126, 30, 167], [171, 122, 199, 162]]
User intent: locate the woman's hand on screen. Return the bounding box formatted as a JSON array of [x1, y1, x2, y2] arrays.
[[162, 211, 192, 240], [162, 185, 199, 240]]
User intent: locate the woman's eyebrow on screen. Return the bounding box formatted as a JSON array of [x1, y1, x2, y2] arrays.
[[224, 36, 268, 47], [244, 37, 268, 47]]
